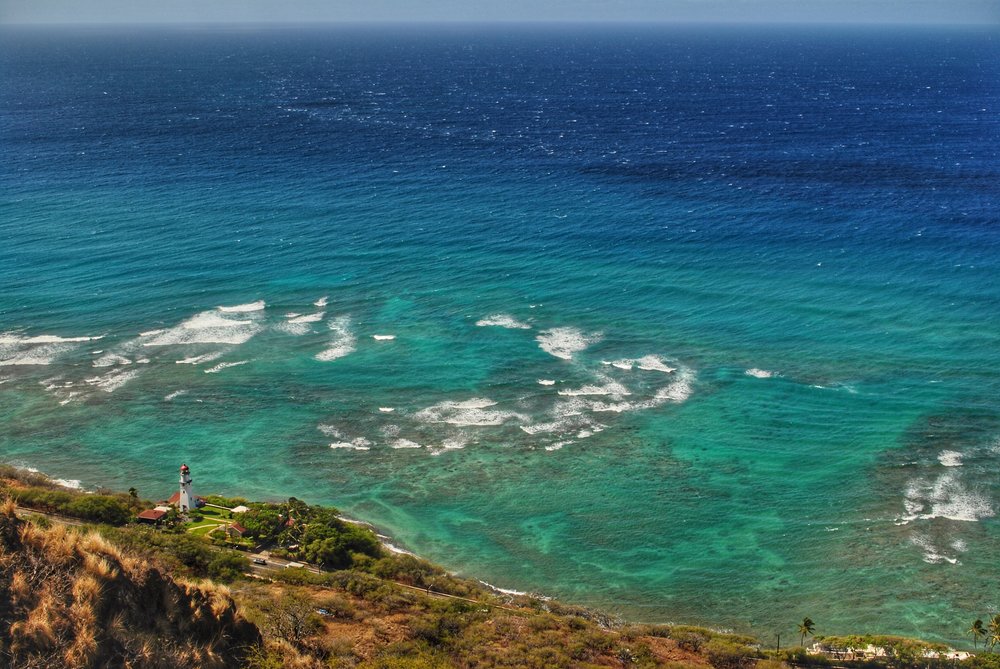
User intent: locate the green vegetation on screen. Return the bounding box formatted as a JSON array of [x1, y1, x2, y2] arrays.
[[2, 465, 994, 669], [971, 620, 986, 650], [235, 496, 383, 568], [799, 617, 816, 647]]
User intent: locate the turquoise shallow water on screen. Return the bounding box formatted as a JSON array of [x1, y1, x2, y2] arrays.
[[1, 25, 998, 644]]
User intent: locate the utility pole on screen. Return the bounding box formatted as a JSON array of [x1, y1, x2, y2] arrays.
[[776, 634, 780, 655]]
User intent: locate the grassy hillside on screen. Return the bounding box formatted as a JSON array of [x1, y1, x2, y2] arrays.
[[2, 466, 998, 669], [0, 499, 259, 668]]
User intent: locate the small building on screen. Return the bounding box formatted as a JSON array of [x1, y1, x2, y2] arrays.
[[136, 509, 167, 524], [225, 522, 247, 539]]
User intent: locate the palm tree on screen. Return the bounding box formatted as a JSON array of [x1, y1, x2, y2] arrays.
[[798, 617, 816, 648], [988, 614, 1000, 652], [969, 619, 985, 650]]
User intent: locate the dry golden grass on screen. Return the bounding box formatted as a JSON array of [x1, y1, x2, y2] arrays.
[[0, 502, 259, 669]]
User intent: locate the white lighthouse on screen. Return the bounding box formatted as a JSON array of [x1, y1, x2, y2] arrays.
[[178, 463, 194, 512]]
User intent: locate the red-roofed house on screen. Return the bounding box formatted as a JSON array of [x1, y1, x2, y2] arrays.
[[136, 509, 167, 524], [226, 522, 247, 539]]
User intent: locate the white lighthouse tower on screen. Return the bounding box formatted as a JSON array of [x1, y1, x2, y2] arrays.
[[178, 463, 194, 512]]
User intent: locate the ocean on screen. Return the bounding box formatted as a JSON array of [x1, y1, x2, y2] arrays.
[[1, 24, 997, 644]]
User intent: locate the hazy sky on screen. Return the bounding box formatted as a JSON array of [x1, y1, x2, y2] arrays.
[[1, 0, 996, 25]]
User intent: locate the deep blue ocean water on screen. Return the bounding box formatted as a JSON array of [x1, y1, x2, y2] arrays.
[[1, 24, 998, 643]]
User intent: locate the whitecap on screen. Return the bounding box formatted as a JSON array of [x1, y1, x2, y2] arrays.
[[901, 471, 994, 522], [476, 314, 531, 330], [315, 316, 357, 361], [164, 390, 187, 401], [937, 450, 963, 467], [142, 311, 262, 347], [391, 439, 422, 449], [372, 334, 396, 341], [23, 334, 102, 344], [176, 351, 225, 365], [378, 407, 395, 413], [635, 355, 677, 373], [537, 379, 556, 386], [415, 397, 527, 427], [536, 327, 601, 361], [329, 440, 371, 451], [93, 353, 132, 367], [289, 312, 324, 324], [204, 360, 249, 374], [557, 377, 631, 398], [0, 333, 91, 366], [318, 424, 344, 438], [746, 368, 778, 379], [84, 368, 139, 393], [911, 534, 960, 565], [314, 296, 329, 307], [218, 300, 265, 313]]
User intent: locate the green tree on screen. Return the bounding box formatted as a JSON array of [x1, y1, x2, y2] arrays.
[[988, 614, 1000, 652], [798, 617, 816, 648], [970, 619, 986, 650]]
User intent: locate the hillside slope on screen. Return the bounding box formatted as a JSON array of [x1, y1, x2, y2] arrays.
[[0, 500, 260, 669]]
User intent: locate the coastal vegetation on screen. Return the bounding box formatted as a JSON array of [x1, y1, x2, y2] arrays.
[[1, 466, 995, 669]]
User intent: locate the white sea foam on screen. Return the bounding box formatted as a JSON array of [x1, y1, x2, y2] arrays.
[[84, 368, 139, 393], [372, 334, 396, 341], [314, 296, 329, 307], [164, 390, 187, 401], [537, 379, 556, 386], [937, 450, 963, 467], [288, 312, 324, 324], [653, 369, 695, 404], [636, 355, 677, 373], [218, 300, 265, 313], [479, 581, 532, 597], [318, 424, 344, 438], [536, 327, 601, 361], [176, 351, 225, 365], [902, 471, 994, 523], [0, 333, 92, 366], [205, 360, 249, 374], [391, 439, 422, 449], [745, 368, 778, 379], [29, 335, 101, 344], [143, 311, 263, 347], [329, 440, 371, 451], [315, 316, 357, 361], [546, 441, 572, 451], [602, 355, 677, 373], [278, 311, 324, 336], [476, 314, 531, 329], [557, 377, 631, 398], [379, 407, 395, 413], [92, 353, 132, 367], [415, 397, 527, 427], [911, 534, 960, 565]]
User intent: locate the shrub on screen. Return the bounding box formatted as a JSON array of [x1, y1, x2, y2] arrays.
[[675, 629, 712, 653], [705, 639, 758, 669]]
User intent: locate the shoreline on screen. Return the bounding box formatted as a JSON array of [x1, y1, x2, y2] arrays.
[[4, 459, 551, 602], [1, 459, 985, 652]]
